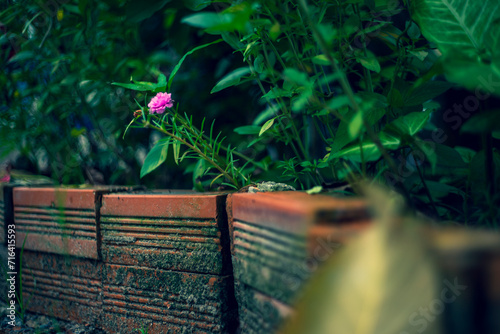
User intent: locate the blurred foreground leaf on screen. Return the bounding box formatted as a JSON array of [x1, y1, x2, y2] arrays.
[[283, 186, 442, 334]]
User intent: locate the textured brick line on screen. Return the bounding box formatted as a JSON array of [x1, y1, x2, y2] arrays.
[[17, 226, 96, 238], [102, 233, 220, 245], [23, 268, 101, 287], [0, 201, 5, 243], [15, 220, 96, 231], [0, 201, 5, 226], [103, 305, 220, 331], [103, 295, 218, 323], [15, 206, 95, 216], [101, 225, 219, 237], [233, 246, 304, 275], [22, 275, 101, 297], [22, 282, 100, 301], [102, 290, 219, 315], [132, 240, 220, 249], [23, 280, 100, 303], [101, 216, 216, 227], [15, 214, 95, 225], [23, 287, 99, 307], [103, 283, 222, 304], [232, 219, 306, 244], [233, 222, 306, 258]]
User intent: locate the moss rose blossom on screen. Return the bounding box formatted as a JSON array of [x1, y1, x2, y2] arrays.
[[148, 92, 174, 114]]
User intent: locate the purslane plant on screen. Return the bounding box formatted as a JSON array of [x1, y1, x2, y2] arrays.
[[119, 73, 261, 189]]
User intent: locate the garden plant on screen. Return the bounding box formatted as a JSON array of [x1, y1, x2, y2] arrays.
[[1, 0, 500, 333], [115, 0, 500, 226]]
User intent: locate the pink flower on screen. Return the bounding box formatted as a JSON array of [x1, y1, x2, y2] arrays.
[[148, 92, 174, 114]]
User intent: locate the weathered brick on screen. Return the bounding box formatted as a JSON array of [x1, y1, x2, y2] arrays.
[[12, 186, 132, 327], [227, 191, 371, 332], [99, 191, 237, 333], [13, 186, 131, 259], [101, 264, 237, 333], [20, 250, 103, 326]]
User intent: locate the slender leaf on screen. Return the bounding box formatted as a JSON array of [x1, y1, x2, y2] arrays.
[[259, 118, 275, 136], [234, 125, 261, 135], [348, 110, 364, 139], [211, 67, 252, 93], [330, 132, 400, 162], [168, 39, 223, 91], [405, 81, 455, 106]]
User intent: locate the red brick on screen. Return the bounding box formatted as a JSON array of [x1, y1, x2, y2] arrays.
[[99, 190, 237, 333], [101, 264, 237, 333], [20, 251, 102, 327], [227, 191, 371, 332], [100, 191, 231, 274], [13, 186, 132, 259]]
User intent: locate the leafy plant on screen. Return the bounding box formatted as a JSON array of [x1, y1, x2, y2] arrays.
[[116, 0, 499, 225]]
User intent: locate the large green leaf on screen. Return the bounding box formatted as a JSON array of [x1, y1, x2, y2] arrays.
[[140, 138, 170, 178], [461, 110, 500, 133], [329, 132, 400, 163], [182, 3, 253, 33], [112, 73, 167, 92], [384, 110, 431, 138], [211, 67, 252, 93], [404, 81, 455, 106], [234, 125, 261, 135], [415, 141, 467, 174], [412, 0, 500, 93], [412, 0, 500, 56]]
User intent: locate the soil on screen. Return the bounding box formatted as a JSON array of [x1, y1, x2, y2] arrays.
[[0, 302, 105, 334]]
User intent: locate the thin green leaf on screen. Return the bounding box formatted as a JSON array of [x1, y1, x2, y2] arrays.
[[173, 141, 181, 165], [234, 125, 261, 135], [330, 132, 400, 162], [259, 118, 275, 136], [348, 110, 364, 139], [211, 67, 252, 93], [123, 116, 140, 139], [306, 185, 323, 194], [168, 39, 223, 91]]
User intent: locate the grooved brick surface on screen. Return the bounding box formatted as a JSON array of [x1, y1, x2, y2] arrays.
[[227, 191, 371, 332], [101, 264, 237, 333], [13, 186, 130, 259], [21, 251, 103, 327], [99, 191, 237, 333]]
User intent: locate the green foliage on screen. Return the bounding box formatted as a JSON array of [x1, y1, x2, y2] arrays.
[[115, 0, 500, 224], [3, 0, 498, 224], [412, 0, 500, 93], [283, 186, 442, 334]]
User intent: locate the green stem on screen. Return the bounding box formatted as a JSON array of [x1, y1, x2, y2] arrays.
[[355, 4, 373, 93], [483, 132, 495, 199], [299, 0, 413, 209], [415, 157, 439, 217], [150, 114, 263, 170], [147, 123, 238, 187], [246, 60, 303, 160]]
